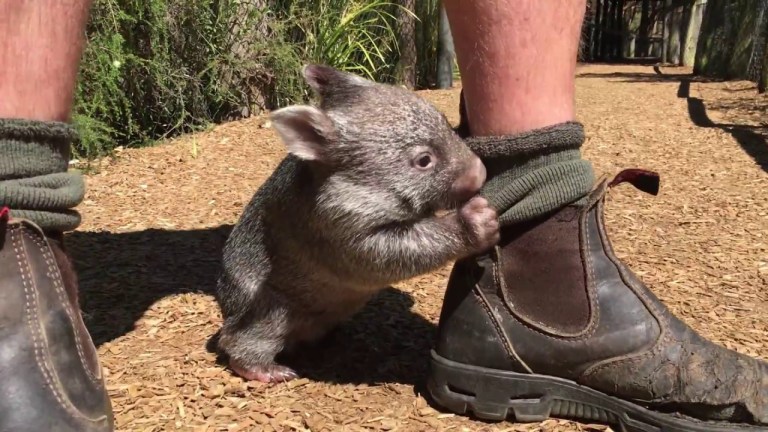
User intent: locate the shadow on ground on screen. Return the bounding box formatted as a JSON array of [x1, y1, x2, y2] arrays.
[[65, 226, 233, 345], [578, 66, 768, 172], [296, 293, 437, 387], [65, 226, 438, 387], [576, 64, 724, 84], [207, 286, 438, 387], [677, 78, 768, 173]]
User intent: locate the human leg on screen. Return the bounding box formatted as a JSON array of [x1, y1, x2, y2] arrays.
[[428, 1, 768, 430], [1, 0, 91, 231], [0, 1, 113, 431], [449, 1, 583, 136]]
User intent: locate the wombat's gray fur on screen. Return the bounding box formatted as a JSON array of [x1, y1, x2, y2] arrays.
[[214, 64, 499, 383]]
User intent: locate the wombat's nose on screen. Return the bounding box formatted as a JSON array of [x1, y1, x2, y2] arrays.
[[451, 155, 486, 202]]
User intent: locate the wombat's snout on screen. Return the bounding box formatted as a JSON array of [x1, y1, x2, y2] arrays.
[[450, 155, 486, 202]]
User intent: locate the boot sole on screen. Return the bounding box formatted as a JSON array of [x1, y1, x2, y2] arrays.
[[427, 350, 767, 432]]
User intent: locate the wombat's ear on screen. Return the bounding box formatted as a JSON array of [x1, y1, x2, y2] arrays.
[[302, 64, 373, 95], [270, 105, 336, 162]]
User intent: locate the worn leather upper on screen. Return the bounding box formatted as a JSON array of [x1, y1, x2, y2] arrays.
[[0, 210, 113, 432], [434, 170, 767, 426]]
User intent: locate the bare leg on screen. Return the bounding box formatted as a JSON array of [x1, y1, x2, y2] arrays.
[[0, 0, 92, 122], [444, 0, 585, 136], [0, 0, 91, 232], [0, 2, 113, 431], [438, 0, 594, 227], [429, 1, 768, 430]]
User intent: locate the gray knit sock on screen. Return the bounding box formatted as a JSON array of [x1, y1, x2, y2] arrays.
[[465, 121, 594, 226], [0, 118, 85, 232]]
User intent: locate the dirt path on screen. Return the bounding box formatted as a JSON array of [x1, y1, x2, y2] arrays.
[[68, 64, 767, 432]]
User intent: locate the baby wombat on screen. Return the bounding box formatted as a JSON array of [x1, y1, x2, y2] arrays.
[[214, 64, 499, 383]]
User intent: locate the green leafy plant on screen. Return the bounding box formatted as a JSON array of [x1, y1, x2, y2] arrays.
[[272, 0, 408, 82], [72, 0, 439, 159]]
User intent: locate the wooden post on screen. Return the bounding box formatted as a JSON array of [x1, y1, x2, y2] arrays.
[[661, 0, 673, 64], [396, 0, 417, 89], [593, 0, 603, 60], [747, 0, 768, 85], [760, 40, 768, 93], [615, 0, 625, 59], [600, 0, 611, 59], [436, 2, 455, 89], [606, 0, 615, 59], [585, 0, 599, 61], [678, 0, 694, 65], [637, 0, 651, 57], [683, 0, 707, 66]]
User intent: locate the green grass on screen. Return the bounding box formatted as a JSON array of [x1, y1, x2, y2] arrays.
[[72, 0, 441, 159]]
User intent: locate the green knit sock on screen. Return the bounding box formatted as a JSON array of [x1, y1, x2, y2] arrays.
[[465, 121, 594, 226], [0, 118, 85, 232]]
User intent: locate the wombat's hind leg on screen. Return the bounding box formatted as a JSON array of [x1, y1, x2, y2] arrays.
[[229, 358, 298, 383], [217, 314, 297, 383]]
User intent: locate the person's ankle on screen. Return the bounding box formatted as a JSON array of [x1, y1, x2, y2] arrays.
[[453, 90, 595, 225], [0, 117, 85, 233], [461, 121, 595, 226]]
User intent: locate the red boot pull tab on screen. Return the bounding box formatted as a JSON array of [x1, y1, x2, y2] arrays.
[[608, 168, 661, 196], [0, 207, 9, 248]]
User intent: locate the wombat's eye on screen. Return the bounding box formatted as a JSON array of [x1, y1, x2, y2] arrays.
[[413, 152, 434, 170]]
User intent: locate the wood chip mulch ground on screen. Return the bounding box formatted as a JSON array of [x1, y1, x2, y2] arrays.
[[66, 64, 767, 432]]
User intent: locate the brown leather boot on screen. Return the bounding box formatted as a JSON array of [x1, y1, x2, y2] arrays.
[[0, 207, 114, 432], [427, 169, 767, 432]]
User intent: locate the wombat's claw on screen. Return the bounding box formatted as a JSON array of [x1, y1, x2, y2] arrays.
[[230, 360, 298, 383], [459, 196, 500, 252]]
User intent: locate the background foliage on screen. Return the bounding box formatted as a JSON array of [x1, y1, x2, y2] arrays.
[[694, 0, 768, 91], [74, 0, 766, 159], [72, 0, 442, 159]]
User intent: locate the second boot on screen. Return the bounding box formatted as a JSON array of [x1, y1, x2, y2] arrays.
[[428, 101, 767, 432]]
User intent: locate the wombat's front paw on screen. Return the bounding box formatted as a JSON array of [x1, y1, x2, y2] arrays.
[[459, 196, 500, 253], [229, 358, 298, 383]]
